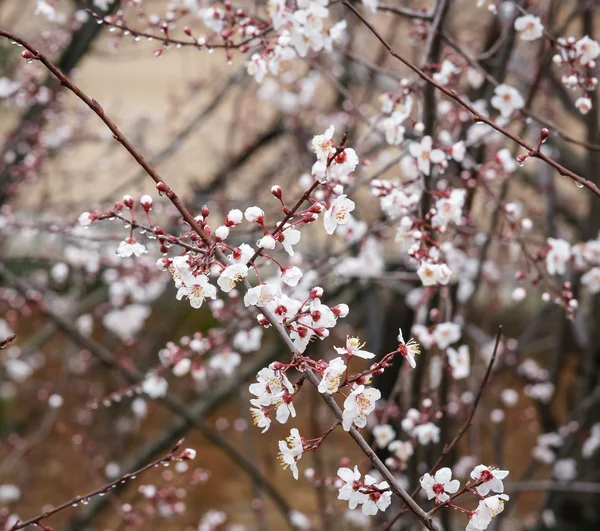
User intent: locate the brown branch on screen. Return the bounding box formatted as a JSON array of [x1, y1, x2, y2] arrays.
[[9, 441, 186, 530]]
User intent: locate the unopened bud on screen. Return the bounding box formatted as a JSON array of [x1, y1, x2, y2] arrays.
[[271, 185, 283, 199], [123, 195, 134, 209]]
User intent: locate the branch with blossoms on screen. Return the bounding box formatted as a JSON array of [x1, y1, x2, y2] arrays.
[[4, 1, 600, 530], [8, 440, 197, 531]]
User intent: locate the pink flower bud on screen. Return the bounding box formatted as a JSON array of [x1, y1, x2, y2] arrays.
[[140, 195, 153, 210], [123, 195, 134, 209], [271, 185, 283, 199]]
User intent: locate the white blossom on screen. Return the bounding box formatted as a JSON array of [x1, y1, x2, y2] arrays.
[[419, 467, 460, 503], [491, 84, 524, 118], [318, 357, 346, 394], [514, 15, 544, 41], [342, 385, 381, 431]]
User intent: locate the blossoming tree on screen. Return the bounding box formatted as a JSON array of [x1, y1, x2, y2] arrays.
[[1, 0, 600, 530]]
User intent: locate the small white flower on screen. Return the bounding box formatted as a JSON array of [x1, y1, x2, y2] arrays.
[[281, 266, 303, 287], [141, 373, 168, 399], [342, 385, 381, 431], [514, 15, 544, 41], [176, 274, 216, 309], [467, 494, 509, 530], [337, 466, 368, 509], [312, 125, 336, 161], [433, 60, 461, 86], [419, 467, 460, 503], [280, 225, 301, 256], [208, 350, 241, 376], [318, 357, 346, 394], [397, 328, 421, 368], [576, 96, 593, 115], [244, 283, 281, 307], [491, 84, 524, 118], [217, 263, 249, 292], [226, 208, 243, 225], [334, 336, 375, 359], [417, 262, 452, 287], [409, 136, 446, 176], [278, 428, 303, 480], [372, 424, 396, 448], [470, 465, 509, 495], [258, 234, 277, 250], [214, 225, 229, 240], [250, 407, 271, 433], [361, 475, 391, 516], [244, 206, 265, 223], [575, 36, 600, 65], [413, 422, 440, 445], [546, 237, 571, 275], [388, 440, 414, 461], [447, 345, 470, 379], [0, 484, 21, 503], [432, 322, 461, 350], [324, 195, 356, 235], [78, 212, 94, 227], [116, 238, 147, 258]]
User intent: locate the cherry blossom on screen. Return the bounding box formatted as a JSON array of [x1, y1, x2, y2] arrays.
[[244, 283, 281, 307], [208, 350, 241, 376], [470, 465, 509, 495], [280, 225, 301, 255], [334, 336, 375, 359], [432, 322, 462, 350], [433, 60, 461, 86], [413, 422, 441, 445], [342, 385, 381, 431], [420, 467, 460, 503], [281, 266, 303, 287], [417, 261, 452, 287]]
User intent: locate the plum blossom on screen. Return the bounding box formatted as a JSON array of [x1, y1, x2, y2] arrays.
[[244, 206, 265, 224], [398, 328, 421, 368], [413, 422, 440, 445], [420, 467, 460, 503], [417, 261, 452, 287], [280, 225, 301, 255], [281, 266, 303, 287], [217, 263, 249, 292], [337, 466, 367, 509], [470, 465, 509, 495], [317, 357, 346, 395], [409, 136, 446, 175], [514, 15, 544, 41], [141, 373, 168, 399], [342, 385, 381, 431], [278, 428, 303, 479], [491, 84, 525, 118], [361, 476, 392, 516], [432, 322, 461, 350], [372, 424, 396, 448], [208, 350, 241, 376], [116, 238, 147, 258], [431, 189, 466, 230], [575, 36, 600, 65], [334, 336, 375, 359], [250, 364, 296, 428], [244, 283, 281, 308], [546, 238, 571, 275], [176, 274, 216, 309], [433, 60, 461, 86], [576, 96, 593, 115], [467, 495, 509, 531], [323, 195, 356, 234], [447, 345, 470, 379]]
